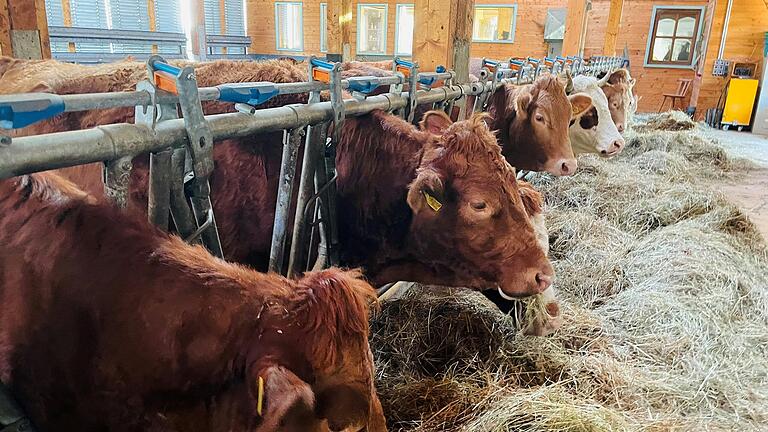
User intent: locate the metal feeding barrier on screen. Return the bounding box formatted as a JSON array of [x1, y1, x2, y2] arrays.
[[0, 54, 626, 278]]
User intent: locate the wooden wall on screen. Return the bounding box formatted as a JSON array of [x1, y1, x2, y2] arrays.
[[582, 0, 708, 113], [247, 0, 768, 116], [694, 0, 768, 119], [247, 0, 559, 59], [248, 0, 399, 57]]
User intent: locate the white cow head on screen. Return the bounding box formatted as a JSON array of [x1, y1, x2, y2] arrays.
[[568, 75, 625, 156]]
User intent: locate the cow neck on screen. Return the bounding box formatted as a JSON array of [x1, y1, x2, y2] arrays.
[[335, 112, 428, 271]]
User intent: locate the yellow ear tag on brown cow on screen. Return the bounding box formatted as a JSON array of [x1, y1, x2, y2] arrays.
[[257, 376, 264, 416], [423, 191, 442, 212]]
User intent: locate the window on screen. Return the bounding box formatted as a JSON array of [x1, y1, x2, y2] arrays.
[[320, 3, 327, 53], [276, 2, 303, 51], [645, 6, 703, 67], [472, 5, 517, 43], [70, 0, 110, 52], [110, 0, 152, 53], [154, 0, 184, 54], [395, 4, 413, 55], [44, 0, 68, 52], [357, 4, 387, 55]]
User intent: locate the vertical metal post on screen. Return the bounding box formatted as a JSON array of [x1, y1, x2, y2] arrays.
[[147, 150, 172, 230], [287, 122, 326, 278], [103, 156, 133, 209], [269, 128, 305, 274], [168, 147, 200, 241]]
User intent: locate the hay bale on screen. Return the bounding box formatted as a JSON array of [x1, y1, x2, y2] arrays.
[[636, 111, 697, 131], [371, 116, 768, 431]]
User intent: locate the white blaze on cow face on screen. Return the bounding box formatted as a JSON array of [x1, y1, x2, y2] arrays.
[[569, 75, 625, 157]]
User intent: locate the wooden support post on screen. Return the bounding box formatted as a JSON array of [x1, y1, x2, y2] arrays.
[[562, 0, 588, 57], [147, 0, 157, 54], [0, 0, 11, 56], [602, 0, 623, 55], [689, 0, 718, 116], [61, 0, 75, 52], [327, 0, 352, 62], [412, 0, 474, 83], [5, 0, 50, 59], [189, 0, 207, 60], [218, 0, 227, 55]]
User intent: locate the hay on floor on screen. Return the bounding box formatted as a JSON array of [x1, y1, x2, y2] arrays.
[[371, 113, 768, 431]]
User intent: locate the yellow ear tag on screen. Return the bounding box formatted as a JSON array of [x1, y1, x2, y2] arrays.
[[571, 104, 581, 116], [423, 191, 443, 212], [257, 376, 264, 416]]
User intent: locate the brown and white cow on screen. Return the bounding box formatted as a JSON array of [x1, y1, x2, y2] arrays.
[[485, 75, 593, 176], [569, 74, 626, 156], [599, 68, 637, 133], [0, 172, 386, 432]]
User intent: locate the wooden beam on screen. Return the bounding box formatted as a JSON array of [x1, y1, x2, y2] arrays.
[[602, 0, 623, 55], [689, 0, 719, 113], [0, 0, 11, 56], [218, 0, 227, 55], [6, 0, 50, 58], [61, 0, 75, 52], [562, 0, 588, 56], [147, 0, 157, 53], [327, 0, 352, 61], [188, 0, 207, 60], [412, 0, 474, 82]]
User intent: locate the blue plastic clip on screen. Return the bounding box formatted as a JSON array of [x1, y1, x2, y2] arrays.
[[418, 74, 439, 87], [0, 94, 65, 129], [310, 58, 335, 70], [216, 82, 280, 106], [395, 58, 415, 69], [346, 77, 380, 94], [150, 60, 181, 76], [435, 65, 446, 73]]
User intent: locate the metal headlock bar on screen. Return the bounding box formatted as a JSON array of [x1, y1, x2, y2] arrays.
[[0, 55, 627, 275]]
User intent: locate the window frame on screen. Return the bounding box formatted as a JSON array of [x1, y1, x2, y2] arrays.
[[274, 1, 304, 52], [356, 3, 389, 56], [394, 3, 414, 56], [472, 4, 518, 44], [320, 3, 328, 53], [643, 5, 705, 69]]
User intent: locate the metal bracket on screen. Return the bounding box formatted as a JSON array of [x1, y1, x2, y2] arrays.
[[216, 82, 279, 107]]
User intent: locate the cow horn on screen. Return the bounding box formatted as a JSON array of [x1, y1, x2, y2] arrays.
[[597, 72, 611, 87], [564, 70, 574, 94]]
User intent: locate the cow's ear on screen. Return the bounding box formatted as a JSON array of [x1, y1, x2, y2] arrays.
[[419, 110, 453, 136], [568, 93, 593, 119], [250, 364, 319, 431], [407, 168, 445, 214], [518, 181, 543, 217], [515, 92, 532, 118]]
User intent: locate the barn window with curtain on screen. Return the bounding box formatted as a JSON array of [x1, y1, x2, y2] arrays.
[[394, 4, 413, 56], [320, 3, 328, 53], [276, 2, 303, 51], [472, 4, 517, 43], [357, 4, 387, 55], [645, 6, 704, 67]]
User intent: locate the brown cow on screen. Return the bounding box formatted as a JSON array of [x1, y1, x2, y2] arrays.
[[599, 68, 636, 133], [485, 75, 593, 176], [3, 58, 553, 298], [419, 110, 561, 335], [0, 171, 385, 432]]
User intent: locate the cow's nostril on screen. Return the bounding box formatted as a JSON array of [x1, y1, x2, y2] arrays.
[[535, 273, 552, 292], [561, 162, 570, 175], [617, 124, 625, 133]]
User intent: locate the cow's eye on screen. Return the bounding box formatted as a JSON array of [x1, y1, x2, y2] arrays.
[[470, 201, 487, 210], [535, 114, 544, 122]]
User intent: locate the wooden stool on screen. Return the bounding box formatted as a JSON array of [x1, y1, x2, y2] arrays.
[[658, 78, 692, 112]]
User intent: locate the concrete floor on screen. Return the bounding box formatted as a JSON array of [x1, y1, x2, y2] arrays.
[[704, 128, 768, 238]]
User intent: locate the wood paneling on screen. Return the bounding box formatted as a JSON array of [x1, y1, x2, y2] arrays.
[[413, 0, 474, 74], [583, 0, 708, 112], [5, 0, 51, 58], [0, 0, 11, 56], [563, 0, 587, 55], [603, 0, 623, 55], [327, 0, 352, 60]]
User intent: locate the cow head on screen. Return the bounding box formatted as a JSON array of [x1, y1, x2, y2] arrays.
[[599, 69, 636, 133], [230, 269, 384, 432], [569, 75, 625, 156], [486, 75, 592, 176], [406, 113, 554, 298]]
